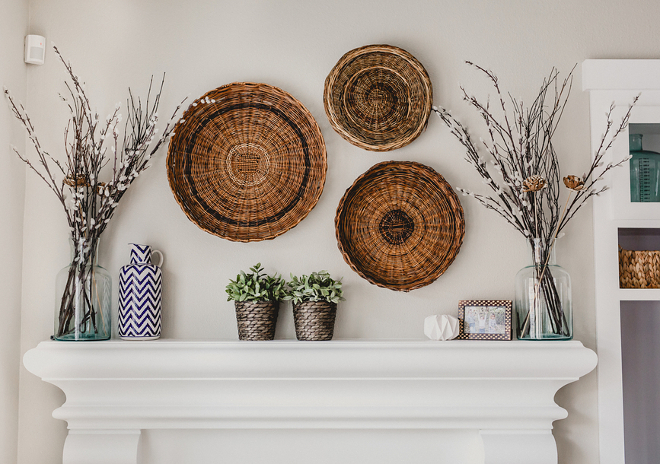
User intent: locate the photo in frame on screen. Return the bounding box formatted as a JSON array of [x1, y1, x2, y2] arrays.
[[456, 300, 512, 340]]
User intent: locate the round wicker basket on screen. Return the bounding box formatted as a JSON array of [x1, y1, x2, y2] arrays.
[[335, 161, 464, 291], [323, 44, 433, 152], [167, 83, 327, 242]]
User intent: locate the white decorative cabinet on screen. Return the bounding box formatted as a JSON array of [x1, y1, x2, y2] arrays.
[[24, 340, 596, 464], [583, 60, 660, 464]]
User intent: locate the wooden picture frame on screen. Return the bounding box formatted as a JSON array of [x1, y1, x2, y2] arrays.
[[456, 300, 512, 341]]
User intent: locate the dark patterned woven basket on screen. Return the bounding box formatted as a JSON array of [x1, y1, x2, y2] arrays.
[[323, 44, 433, 152], [167, 82, 327, 242], [234, 300, 279, 341], [293, 301, 337, 341], [335, 161, 465, 291]]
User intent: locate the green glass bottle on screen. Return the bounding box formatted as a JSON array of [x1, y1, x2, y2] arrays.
[[630, 134, 660, 202]]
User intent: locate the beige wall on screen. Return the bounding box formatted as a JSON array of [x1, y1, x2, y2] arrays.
[[11, 0, 660, 462], [0, 0, 27, 463]]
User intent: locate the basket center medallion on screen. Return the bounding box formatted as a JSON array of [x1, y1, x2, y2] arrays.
[[379, 209, 414, 245], [226, 143, 271, 187]]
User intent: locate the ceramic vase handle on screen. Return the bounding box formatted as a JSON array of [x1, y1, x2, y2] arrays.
[[151, 250, 164, 267]]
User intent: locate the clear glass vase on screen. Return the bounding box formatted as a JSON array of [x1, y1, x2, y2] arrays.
[[54, 238, 112, 341], [514, 238, 572, 340]]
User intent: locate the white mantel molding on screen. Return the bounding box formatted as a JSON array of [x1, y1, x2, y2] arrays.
[[24, 340, 597, 464]]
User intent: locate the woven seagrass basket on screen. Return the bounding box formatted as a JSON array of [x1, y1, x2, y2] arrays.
[[335, 160, 464, 291], [234, 301, 280, 341], [293, 301, 337, 341], [167, 82, 327, 242], [324, 44, 433, 152], [619, 247, 660, 288]]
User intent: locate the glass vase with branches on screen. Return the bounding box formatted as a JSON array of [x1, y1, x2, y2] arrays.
[[4, 45, 185, 340], [434, 62, 637, 339]]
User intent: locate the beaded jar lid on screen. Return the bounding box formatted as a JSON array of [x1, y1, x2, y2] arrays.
[[324, 44, 433, 152], [167, 82, 327, 242], [335, 161, 464, 291]]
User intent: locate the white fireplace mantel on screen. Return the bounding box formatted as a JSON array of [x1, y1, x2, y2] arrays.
[[24, 340, 596, 464]]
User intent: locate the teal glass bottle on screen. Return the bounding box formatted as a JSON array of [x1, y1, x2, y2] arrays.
[[630, 134, 660, 202]]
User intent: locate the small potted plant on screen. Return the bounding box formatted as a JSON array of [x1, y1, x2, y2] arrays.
[[225, 263, 286, 341], [284, 271, 344, 341]]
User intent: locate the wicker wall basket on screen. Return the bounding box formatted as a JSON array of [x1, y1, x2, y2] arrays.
[[335, 161, 465, 291], [167, 83, 327, 242], [323, 44, 433, 152], [619, 247, 660, 288]]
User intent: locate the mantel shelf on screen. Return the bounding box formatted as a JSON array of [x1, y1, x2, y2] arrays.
[[24, 339, 596, 464]]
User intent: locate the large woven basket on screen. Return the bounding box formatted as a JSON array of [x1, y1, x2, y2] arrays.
[[619, 247, 660, 288], [335, 161, 464, 291], [234, 300, 280, 340], [167, 82, 327, 242], [293, 301, 337, 341], [323, 44, 433, 152]]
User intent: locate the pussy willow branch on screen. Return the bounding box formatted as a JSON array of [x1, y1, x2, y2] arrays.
[[435, 62, 635, 254], [5, 46, 186, 247], [434, 65, 572, 249]]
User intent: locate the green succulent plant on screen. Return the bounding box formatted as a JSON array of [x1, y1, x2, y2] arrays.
[[284, 271, 344, 305], [225, 263, 286, 302]]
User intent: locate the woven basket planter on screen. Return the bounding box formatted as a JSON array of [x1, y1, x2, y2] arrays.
[[293, 301, 337, 341], [619, 247, 660, 288], [234, 301, 280, 340], [335, 160, 464, 291], [324, 44, 433, 152], [167, 82, 327, 242]]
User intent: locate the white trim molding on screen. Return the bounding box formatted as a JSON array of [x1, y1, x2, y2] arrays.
[[583, 58, 660, 464], [24, 340, 596, 464]]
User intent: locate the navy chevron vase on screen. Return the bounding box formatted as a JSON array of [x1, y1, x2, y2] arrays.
[[118, 244, 163, 340]]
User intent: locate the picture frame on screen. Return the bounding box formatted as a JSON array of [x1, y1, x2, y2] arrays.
[[456, 300, 512, 341]]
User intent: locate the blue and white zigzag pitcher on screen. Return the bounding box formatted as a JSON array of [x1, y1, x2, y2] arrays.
[[118, 243, 163, 340]]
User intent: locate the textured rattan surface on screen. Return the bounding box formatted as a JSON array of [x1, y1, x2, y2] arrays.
[[619, 247, 660, 288], [293, 301, 337, 341], [323, 44, 433, 152], [335, 161, 464, 291], [167, 83, 327, 242], [234, 301, 280, 340]]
